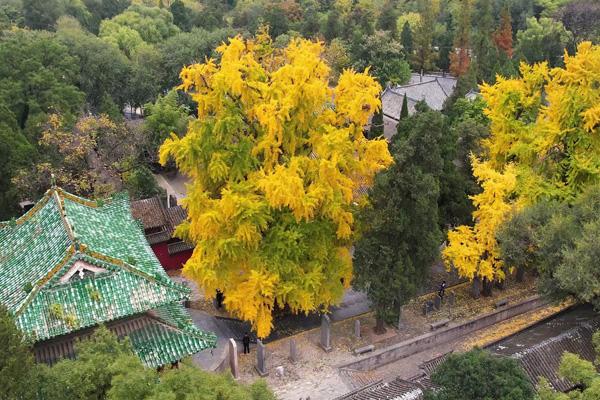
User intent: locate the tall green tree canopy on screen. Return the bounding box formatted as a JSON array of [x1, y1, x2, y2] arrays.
[[516, 17, 574, 66], [354, 106, 446, 332]]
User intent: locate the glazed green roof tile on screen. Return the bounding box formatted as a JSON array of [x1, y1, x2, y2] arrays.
[[18, 256, 190, 341], [0, 188, 216, 362], [0, 194, 71, 312], [132, 304, 217, 368]]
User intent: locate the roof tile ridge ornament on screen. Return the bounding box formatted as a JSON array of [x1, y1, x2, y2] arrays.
[[52, 188, 76, 244]]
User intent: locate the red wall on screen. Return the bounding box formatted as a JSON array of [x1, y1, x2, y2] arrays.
[[150, 242, 192, 271]]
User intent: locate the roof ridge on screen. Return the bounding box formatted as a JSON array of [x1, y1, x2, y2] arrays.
[[52, 189, 77, 244], [81, 248, 190, 295], [435, 78, 450, 97]]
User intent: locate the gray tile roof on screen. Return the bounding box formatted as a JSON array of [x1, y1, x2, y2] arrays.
[[382, 73, 457, 121]]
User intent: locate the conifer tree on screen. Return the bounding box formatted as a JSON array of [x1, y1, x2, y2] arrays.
[[400, 94, 409, 119], [160, 31, 393, 337], [412, 0, 438, 72], [401, 21, 413, 56], [493, 7, 513, 58], [450, 0, 472, 76]]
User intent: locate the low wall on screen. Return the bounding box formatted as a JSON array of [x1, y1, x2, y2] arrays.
[[339, 295, 545, 371]]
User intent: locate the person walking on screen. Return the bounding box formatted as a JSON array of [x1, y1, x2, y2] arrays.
[[438, 280, 446, 300], [242, 332, 250, 354]]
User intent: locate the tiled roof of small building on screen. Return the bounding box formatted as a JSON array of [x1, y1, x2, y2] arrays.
[[382, 73, 457, 121], [0, 188, 216, 365], [130, 197, 168, 230]]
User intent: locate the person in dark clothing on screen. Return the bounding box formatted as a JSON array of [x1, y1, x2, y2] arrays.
[[242, 332, 250, 354], [438, 280, 446, 299], [215, 290, 224, 309]]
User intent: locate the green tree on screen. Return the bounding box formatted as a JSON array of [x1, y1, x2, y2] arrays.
[[323, 8, 342, 41], [412, 0, 437, 72], [56, 17, 131, 112], [350, 30, 410, 86], [0, 305, 38, 400], [516, 17, 574, 67], [169, 0, 191, 31], [377, 0, 398, 37], [143, 89, 189, 161], [400, 94, 409, 119], [400, 21, 413, 55], [99, 4, 179, 45], [126, 44, 164, 109], [158, 27, 235, 91], [0, 29, 84, 138], [425, 349, 535, 400], [22, 0, 64, 30], [354, 107, 446, 333], [82, 0, 131, 33]]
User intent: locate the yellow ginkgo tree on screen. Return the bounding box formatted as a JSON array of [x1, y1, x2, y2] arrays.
[[444, 42, 600, 290], [160, 31, 392, 337]]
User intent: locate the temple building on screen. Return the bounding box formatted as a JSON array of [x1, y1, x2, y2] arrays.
[[0, 187, 216, 367], [130, 196, 194, 271]]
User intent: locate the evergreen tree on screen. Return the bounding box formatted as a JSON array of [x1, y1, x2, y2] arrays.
[[400, 94, 409, 119], [400, 21, 413, 55], [449, 0, 472, 77], [354, 106, 446, 333], [412, 0, 437, 72]]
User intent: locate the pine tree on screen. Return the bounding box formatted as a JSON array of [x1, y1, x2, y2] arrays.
[[401, 21, 413, 55], [400, 94, 409, 119], [412, 0, 438, 72]]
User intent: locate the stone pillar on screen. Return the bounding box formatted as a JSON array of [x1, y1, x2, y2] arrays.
[[320, 314, 332, 352], [228, 338, 239, 379], [354, 319, 361, 338], [289, 338, 298, 363], [255, 339, 268, 376], [434, 295, 442, 310]]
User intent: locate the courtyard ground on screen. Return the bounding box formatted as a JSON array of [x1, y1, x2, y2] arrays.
[[232, 276, 570, 400]]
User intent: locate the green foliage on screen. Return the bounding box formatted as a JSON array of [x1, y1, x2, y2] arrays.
[[425, 349, 535, 400], [500, 185, 600, 307], [158, 27, 235, 90], [400, 21, 413, 55], [100, 4, 178, 44], [123, 165, 163, 200], [354, 108, 447, 327], [143, 89, 189, 155], [0, 29, 84, 135], [56, 16, 130, 111], [516, 17, 574, 67], [0, 305, 37, 400], [350, 30, 410, 86]]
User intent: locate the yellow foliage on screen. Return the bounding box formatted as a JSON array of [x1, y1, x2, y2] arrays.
[[161, 34, 392, 337], [445, 42, 600, 283]]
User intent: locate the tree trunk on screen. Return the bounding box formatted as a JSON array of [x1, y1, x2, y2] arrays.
[[471, 277, 481, 299], [374, 315, 387, 334], [516, 266, 525, 282], [482, 277, 493, 297]]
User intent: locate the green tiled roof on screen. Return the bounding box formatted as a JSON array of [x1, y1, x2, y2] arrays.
[[132, 304, 217, 368], [0, 188, 216, 364]]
